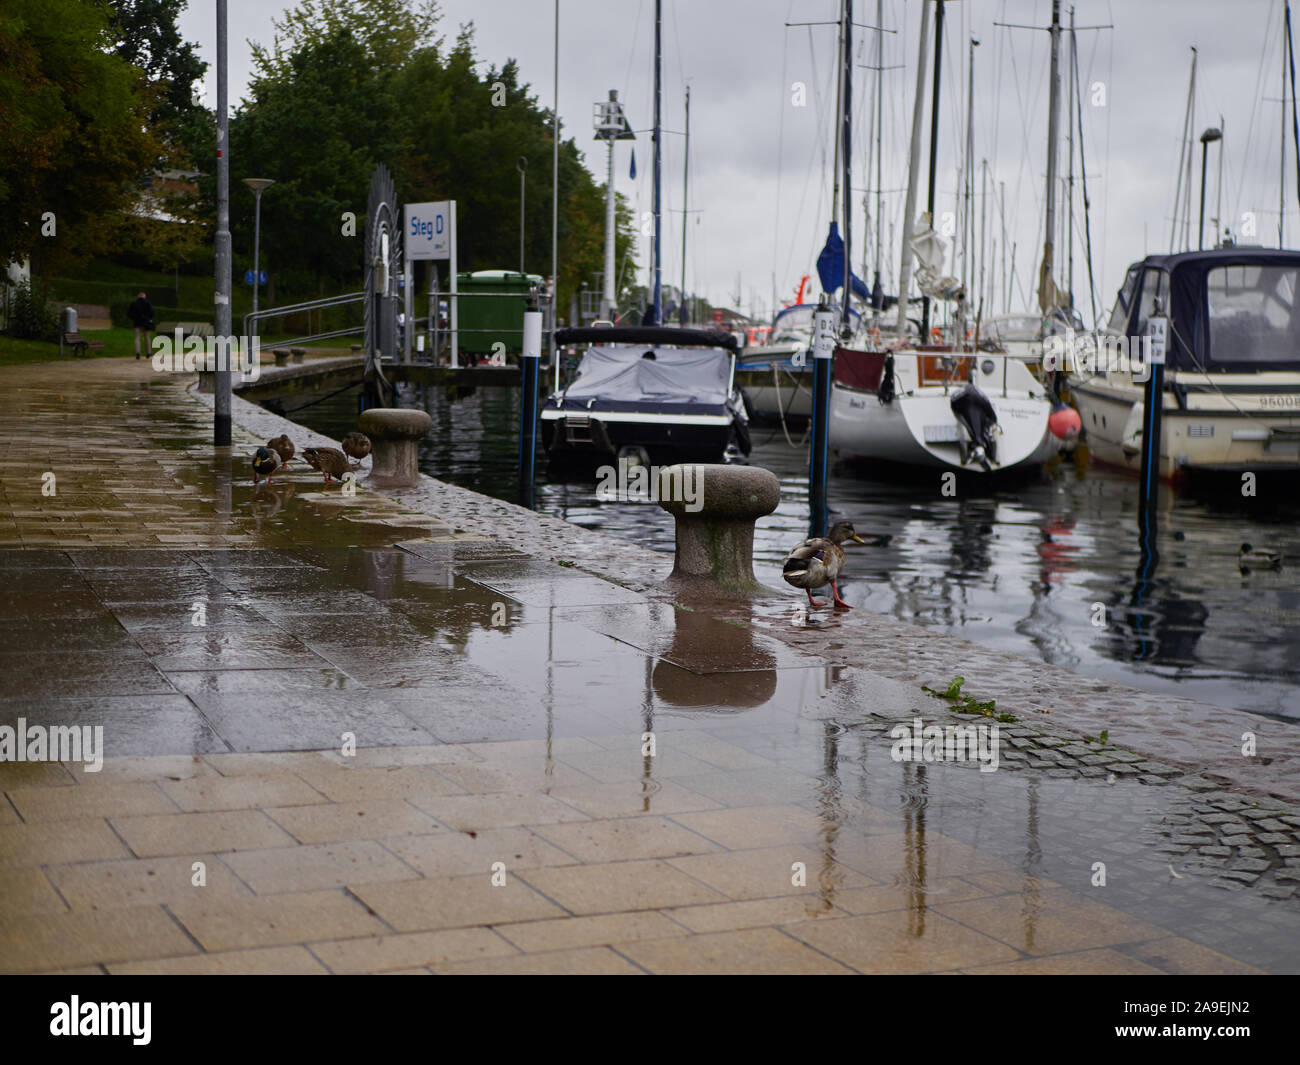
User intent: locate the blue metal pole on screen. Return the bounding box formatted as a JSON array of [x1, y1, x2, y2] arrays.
[[1137, 312, 1167, 515], [810, 301, 835, 538], [519, 305, 543, 507]]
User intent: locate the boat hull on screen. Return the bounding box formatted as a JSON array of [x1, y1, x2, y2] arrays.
[[828, 348, 1059, 472], [1070, 376, 1300, 477], [540, 408, 739, 466]]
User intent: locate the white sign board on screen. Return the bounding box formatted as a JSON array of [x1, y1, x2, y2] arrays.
[[1147, 316, 1167, 365], [404, 201, 453, 261], [403, 201, 458, 366]]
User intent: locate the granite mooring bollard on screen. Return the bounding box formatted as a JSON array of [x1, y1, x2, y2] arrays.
[[357, 408, 432, 488], [290, 347, 306, 364], [657, 463, 781, 596], [272, 348, 290, 367]]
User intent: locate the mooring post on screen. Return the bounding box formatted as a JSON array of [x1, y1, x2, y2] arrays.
[[658, 464, 781, 597], [1138, 306, 1168, 516], [809, 299, 835, 539], [518, 300, 542, 508]]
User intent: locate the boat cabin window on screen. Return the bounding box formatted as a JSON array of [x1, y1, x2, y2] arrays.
[[1133, 268, 1168, 338], [1206, 264, 1300, 365], [1106, 267, 1141, 334]]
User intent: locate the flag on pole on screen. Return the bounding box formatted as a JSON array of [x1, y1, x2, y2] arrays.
[[629, 149, 637, 180]]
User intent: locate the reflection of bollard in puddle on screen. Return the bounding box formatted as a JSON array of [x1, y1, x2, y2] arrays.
[[358, 408, 432, 488], [656, 463, 780, 597], [652, 607, 779, 709]]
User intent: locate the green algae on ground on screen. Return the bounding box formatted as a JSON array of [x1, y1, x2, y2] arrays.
[[922, 675, 1018, 723]]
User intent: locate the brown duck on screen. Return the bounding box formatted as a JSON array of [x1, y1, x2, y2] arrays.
[[266, 435, 295, 466], [341, 432, 372, 468], [301, 446, 350, 485], [782, 521, 867, 610]]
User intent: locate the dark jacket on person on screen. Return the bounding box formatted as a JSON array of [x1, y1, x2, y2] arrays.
[[127, 297, 154, 329]]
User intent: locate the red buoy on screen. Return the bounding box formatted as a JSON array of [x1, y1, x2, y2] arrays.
[[1049, 404, 1082, 441]]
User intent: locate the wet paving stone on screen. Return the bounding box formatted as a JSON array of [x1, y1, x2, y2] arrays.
[[1, 360, 1298, 973]]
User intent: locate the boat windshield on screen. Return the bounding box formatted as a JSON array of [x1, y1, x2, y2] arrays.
[[1107, 267, 1141, 334], [1207, 263, 1300, 365]]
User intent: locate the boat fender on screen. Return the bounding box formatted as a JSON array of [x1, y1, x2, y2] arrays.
[[732, 412, 753, 456]]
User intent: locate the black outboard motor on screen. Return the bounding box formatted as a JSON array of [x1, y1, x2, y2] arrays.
[[949, 383, 998, 470]]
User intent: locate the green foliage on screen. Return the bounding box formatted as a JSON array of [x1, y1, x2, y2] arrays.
[[0, 0, 164, 272], [5, 280, 60, 340], [921, 676, 1016, 723], [226, 2, 637, 315], [107, 0, 207, 133]]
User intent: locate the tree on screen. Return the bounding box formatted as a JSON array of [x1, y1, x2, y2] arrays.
[[107, 0, 207, 136], [225, 1, 637, 314], [0, 0, 162, 279]]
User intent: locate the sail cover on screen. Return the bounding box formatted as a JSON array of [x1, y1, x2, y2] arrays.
[[816, 223, 871, 301], [558, 345, 731, 409]]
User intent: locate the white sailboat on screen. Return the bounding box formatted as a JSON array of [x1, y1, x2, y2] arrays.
[[828, 0, 1068, 475]]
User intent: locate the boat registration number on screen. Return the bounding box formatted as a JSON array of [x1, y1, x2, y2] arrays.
[[923, 424, 961, 443]]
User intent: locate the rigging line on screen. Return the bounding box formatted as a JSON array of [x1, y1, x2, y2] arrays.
[[1284, 0, 1294, 221], [774, 4, 793, 315], [784, 24, 835, 286], [1234, 0, 1275, 225], [1074, 25, 1100, 330]]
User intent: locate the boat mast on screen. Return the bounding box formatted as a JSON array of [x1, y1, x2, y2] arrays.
[[873, 0, 884, 315], [1066, 5, 1075, 311], [922, 0, 945, 339], [841, 0, 854, 331], [680, 84, 690, 325], [896, 0, 933, 337], [1038, 0, 1062, 316], [1169, 49, 1196, 252], [653, 0, 663, 325], [964, 35, 977, 303]]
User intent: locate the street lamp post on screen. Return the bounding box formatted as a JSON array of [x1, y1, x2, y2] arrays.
[[1198, 128, 1222, 250], [242, 178, 275, 336]]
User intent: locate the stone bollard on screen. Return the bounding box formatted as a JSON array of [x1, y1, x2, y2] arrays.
[[350, 344, 362, 357], [272, 348, 290, 367], [656, 464, 781, 596], [290, 347, 306, 364], [357, 408, 432, 488]]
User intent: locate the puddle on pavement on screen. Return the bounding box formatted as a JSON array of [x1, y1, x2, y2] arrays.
[[2, 540, 1297, 972]]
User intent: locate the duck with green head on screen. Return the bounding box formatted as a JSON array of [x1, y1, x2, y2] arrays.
[[251, 446, 280, 486]]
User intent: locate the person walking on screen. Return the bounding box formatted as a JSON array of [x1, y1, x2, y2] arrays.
[[127, 292, 154, 359]]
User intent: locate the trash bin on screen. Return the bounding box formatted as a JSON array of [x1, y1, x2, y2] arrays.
[[455, 270, 542, 356], [62, 307, 77, 334]]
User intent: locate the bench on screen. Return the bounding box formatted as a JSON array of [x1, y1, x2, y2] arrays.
[[63, 332, 104, 358]]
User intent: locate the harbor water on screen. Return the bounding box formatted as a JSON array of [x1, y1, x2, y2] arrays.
[[288, 382, 1300, 723]]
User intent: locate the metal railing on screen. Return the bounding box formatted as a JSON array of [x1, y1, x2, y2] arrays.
[[241, 291, 366, 349]]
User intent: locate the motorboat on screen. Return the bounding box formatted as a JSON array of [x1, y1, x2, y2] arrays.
[[541, 326, 751, 465], [1068, 246, 1300, 478]]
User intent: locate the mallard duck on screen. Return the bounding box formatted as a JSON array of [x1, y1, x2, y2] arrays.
[[251, 445, 280, 486], [301, 446, 351, 485], [341, 431, 372, 468], [783, 520, 867, 609], [1240, 543, 1281, 569], [266, 435, 295, 466]]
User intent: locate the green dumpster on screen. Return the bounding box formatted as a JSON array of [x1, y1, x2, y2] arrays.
[[455, 270, 543, 355]]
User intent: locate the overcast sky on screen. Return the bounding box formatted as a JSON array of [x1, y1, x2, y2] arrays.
[[180, 0, 1298, 324]]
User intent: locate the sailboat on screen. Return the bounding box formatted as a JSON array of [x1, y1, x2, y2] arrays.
[[828, 0, 1065, 474], [738, 0, 901, 425]]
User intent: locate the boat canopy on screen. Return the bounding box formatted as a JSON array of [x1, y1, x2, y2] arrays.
[[1113, 247, 1300, 372], [553, 345, 732, 411]]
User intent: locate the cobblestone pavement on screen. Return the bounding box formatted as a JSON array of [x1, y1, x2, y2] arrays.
[[0, 357, 1296, 974]]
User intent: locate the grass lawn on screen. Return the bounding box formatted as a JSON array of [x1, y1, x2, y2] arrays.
[[0, 328, 352, 368]]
